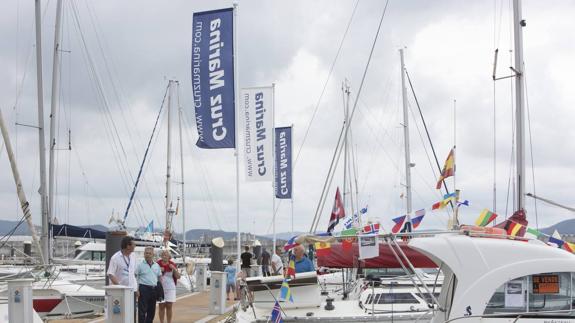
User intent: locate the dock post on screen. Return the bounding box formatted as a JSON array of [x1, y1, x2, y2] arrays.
[[209, 271, 227, 314], [8, 279, 34, 323], [195, 263, 208, 291], [210, 237, 224, 272], [104, 285, 134, 323]]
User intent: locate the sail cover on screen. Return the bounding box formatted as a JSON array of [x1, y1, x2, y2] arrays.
[[51, 224, 106, 239], [316, 241, 437, 268]]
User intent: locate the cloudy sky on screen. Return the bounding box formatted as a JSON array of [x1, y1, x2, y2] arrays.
[[1, 0, 574, 237]]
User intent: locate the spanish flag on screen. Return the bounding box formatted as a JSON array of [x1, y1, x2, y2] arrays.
[[315, 242, 331, 256], [475, 209, 497, 227], [436, 148, 455, 189]]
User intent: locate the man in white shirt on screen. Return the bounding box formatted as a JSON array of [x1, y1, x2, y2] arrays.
[[271, 247, 284, 276], [107, 236, 138, 319], [107, 236, 138, 291]]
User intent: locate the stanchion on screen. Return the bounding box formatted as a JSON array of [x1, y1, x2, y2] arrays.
[[209, 271, 227, 315], [8, 279, 34, 323], [104, 285, 134, 323]]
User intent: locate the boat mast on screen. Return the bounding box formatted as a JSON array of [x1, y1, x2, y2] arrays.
[[48, 0, 63, 261], [0, 110, 46, 266], [400, 48, 413, 225], [177, 82, 186, 258], [342, 81, 349, 217], [165, 80, 174, 245], [513, 0, 526, 212], [35, 0, 50, 265]]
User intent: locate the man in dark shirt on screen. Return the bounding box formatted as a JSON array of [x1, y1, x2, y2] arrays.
[[240, 246, 252, 277], [261, 248, 271, 277]]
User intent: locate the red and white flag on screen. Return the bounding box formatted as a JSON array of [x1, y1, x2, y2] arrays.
[[327, 187, 345, 233]]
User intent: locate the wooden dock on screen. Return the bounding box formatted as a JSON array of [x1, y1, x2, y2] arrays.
[[47, 291, 236, 323]]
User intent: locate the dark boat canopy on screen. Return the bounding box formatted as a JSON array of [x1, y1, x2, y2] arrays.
[[51, 224, 106, 239]]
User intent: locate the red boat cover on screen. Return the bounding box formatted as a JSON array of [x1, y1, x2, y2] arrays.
[[316, 241, 437, 268]]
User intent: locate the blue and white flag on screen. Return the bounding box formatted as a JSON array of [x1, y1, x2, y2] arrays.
[[242, 87, 274, 181], [192, 8, 235, 149], [274, 127, 292, 198]]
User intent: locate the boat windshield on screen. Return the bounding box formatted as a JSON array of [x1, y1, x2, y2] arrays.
[[75, 250, 105, 261], [484, 272, 574, 316]]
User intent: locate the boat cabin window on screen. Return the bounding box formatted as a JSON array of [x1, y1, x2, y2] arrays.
[[365, 292, 419, 304], [364, 268, 414, 278], [484, 272, 573, 315]]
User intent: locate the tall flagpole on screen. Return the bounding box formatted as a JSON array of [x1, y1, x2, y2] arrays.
[[272, 83, 277, 252], [233, 2, 241, 271]]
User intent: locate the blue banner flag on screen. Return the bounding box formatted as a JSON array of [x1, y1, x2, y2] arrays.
[[274, 127, 292, 199], [192, 8, 235, 149]]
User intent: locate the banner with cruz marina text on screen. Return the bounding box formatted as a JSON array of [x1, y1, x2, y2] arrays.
[[242, 87, 274, 182], [191, 8, 235, 149], [275, 127, 292, 199]]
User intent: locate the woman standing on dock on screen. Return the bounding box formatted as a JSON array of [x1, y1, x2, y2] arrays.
[[157, 250, 180, 323]]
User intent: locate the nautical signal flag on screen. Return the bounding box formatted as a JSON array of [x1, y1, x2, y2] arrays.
[[362, 223, 380, 235], [457, 200, 470, 207], [548, 236, 564, 248], [279, 279, 294, 302], [475, 209, 497, 227], [506, 222, 523, 237], [436, 148, 455, 189], [411, 214, 425, 229], [432, 193, 456, 210], [392, 215, 407, 233], [271, 300, 283, 323], [314, 242, 331, 256], [286, 255, 296, 278], [526, 227, 542, 238], [563, 242, 575, 253], [283, 236, 300, 251], [327, 187, 346, 233]]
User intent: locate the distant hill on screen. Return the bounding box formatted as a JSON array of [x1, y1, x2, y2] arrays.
[[0, 219, 35, 235], [540, 219, 575, 236]]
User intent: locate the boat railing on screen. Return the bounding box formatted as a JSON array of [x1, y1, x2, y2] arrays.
[[444, 308, 575, 323]]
